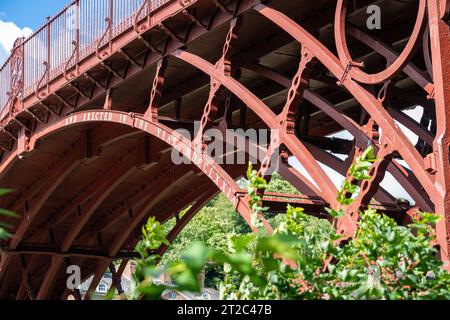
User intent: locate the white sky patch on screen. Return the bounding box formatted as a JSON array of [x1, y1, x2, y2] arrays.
[[288, 157, 345, 190], [0, 45, 8, 65], [380, 106, 424, 147], [0, 19, 33, 60]]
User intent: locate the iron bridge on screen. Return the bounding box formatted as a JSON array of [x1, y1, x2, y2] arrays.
[[0, 0, 449, 299]]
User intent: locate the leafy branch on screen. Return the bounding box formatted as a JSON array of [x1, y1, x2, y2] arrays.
[[0, 189, 17, 240], [132, 147, 450, 300]]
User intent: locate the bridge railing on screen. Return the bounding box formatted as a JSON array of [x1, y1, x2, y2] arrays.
[[0, 0, 171, 121], [0, 60, 11, 119]]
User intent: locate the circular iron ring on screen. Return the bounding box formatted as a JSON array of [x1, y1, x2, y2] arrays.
[[334, 0, 427, 84]]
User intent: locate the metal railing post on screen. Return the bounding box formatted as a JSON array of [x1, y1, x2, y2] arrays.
[[109, 0, 114, 53], [76, 0, 80, 64], [19, 38, 25, 110], [148, 0, 152, 25]]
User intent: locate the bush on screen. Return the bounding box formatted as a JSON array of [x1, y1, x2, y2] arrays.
[[132, 147, 450, 300]]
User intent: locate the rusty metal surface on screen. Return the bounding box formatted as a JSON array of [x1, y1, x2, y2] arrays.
[[0, 0, 448, 299]]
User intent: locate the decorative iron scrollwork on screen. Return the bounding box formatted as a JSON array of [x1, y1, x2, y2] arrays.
[[7, 37, 25, 114]]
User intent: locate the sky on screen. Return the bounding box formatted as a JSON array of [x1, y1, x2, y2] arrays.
[[0, 0, 69, 64], [0, 0, 423, 204]]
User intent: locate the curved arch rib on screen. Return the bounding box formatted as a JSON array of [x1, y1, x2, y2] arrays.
[[11, 109, 274, 299]]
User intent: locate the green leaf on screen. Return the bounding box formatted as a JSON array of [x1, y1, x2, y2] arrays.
[[172, 268, 201, 292], [105, 287, 117, 300], [256, 234, 300, 261], [0, 189, 13, 197], [326, 208, 345, 219], [138, 284, 167, 300], [0, 229, 11, 239], [261, 256, 279, 272], [361, 145, 375, 161], [181, 241, 208, 274], [0, 208, 18, 218], [0, 221, 12, 228], [227, 252, 253, 274], [229, 234, 255, 252]]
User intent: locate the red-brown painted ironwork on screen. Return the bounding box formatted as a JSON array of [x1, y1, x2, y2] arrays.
[[253, 3, 445, 243], [0, 0, 448, 299], [428, 0, 450, 267], [145, 57, 168, 121], [335, 0, 428, 85], [172, 50, 340, 206], [6, 38, 25, 116]]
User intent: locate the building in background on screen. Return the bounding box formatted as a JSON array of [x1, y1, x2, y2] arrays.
[[75, 262, 135, 300], [162, 288, 219, 301]]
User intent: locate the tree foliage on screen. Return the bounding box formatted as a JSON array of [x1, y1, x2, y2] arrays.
[[132, 147, 450, 300], [161, 196, 245, 266], [159, 172, 298, 288], [266, 172, 299, 195]]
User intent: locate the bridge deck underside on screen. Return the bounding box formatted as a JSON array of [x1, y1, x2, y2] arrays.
[[0, 0, 444, 299]]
